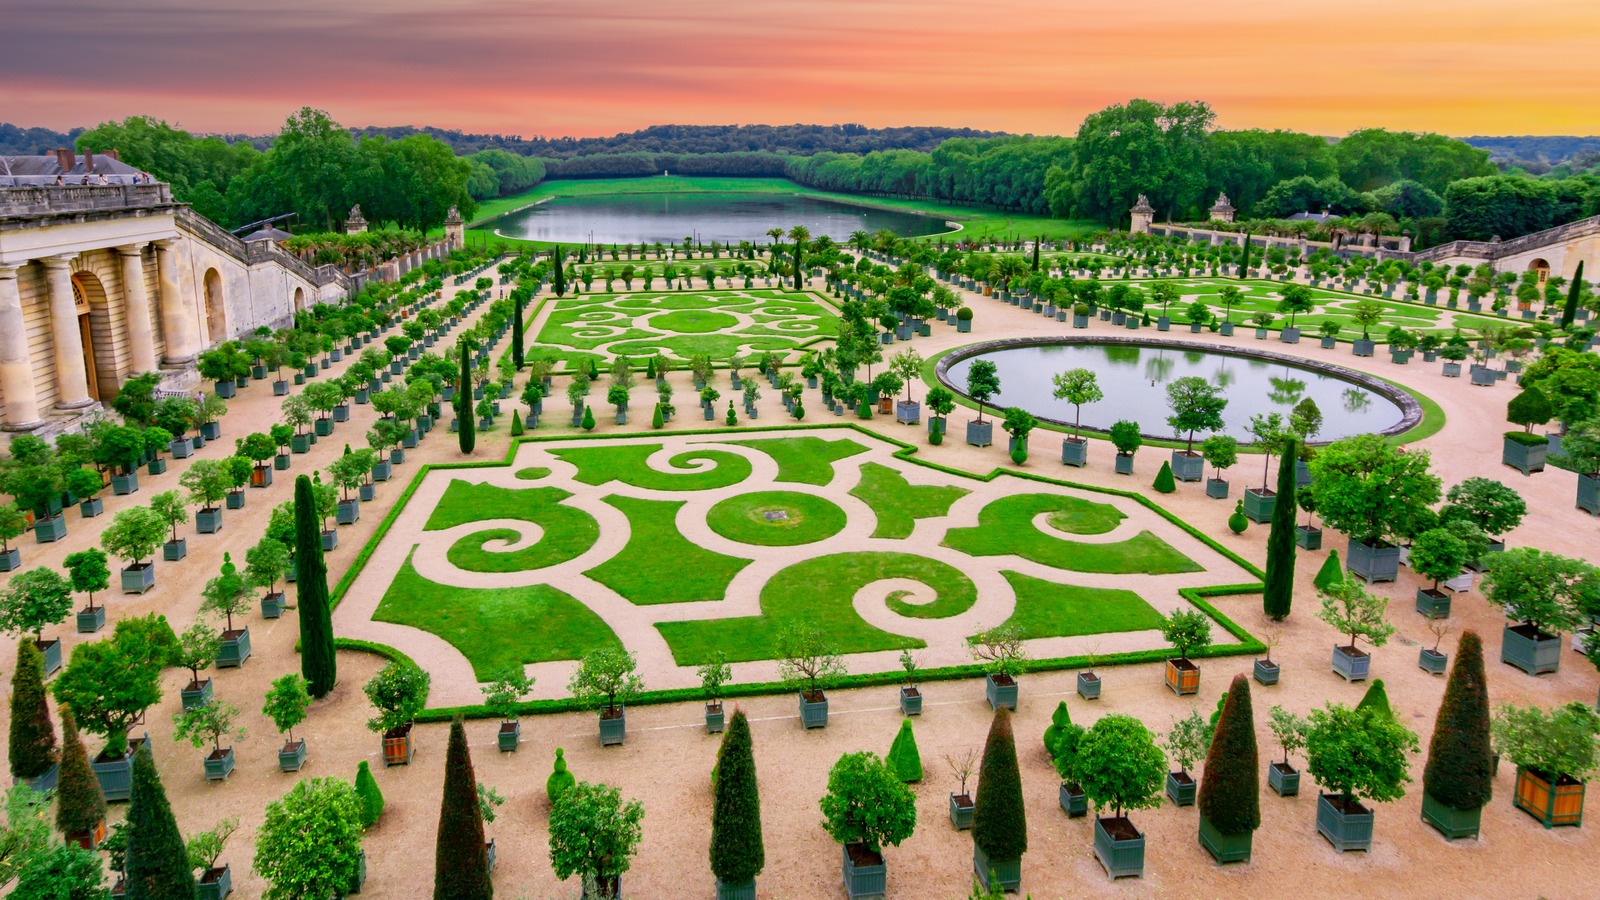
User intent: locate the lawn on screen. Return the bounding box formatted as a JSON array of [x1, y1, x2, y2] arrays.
[[374, 554, 621, 680], [531, 289, 837, 367], [656, 551, 977, 665], [550, 443, 752, 491], [730, 435, 869, 485], [943, 493, 1200, 575], [848, 462, 970, 539], [996, 571, 1165, 639], [583, 495, 750, 605], [705, 491, 848, 546], [426, 480, 599, 573]]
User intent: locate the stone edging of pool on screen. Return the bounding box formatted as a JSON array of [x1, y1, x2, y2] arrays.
[[933, 335, 1424, 443]]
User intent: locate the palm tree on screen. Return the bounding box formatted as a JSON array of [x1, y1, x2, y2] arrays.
[[849, 230, 871, 254], [765, 228, 784, 249]]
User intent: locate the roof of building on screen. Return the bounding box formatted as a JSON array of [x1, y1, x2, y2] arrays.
[[1, 154, 141, 180], [1287, 210, 1334, 223]]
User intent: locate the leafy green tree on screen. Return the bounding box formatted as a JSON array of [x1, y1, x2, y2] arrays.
[[11, 840, 105, 900], [1263, 437, 1299, 620], [1444, 175, 1558, 241], [0, 568, 72, 643], [1306, 434, 1441, 545], [547, 781, 644, 897], [364, 661, 431, 735], [434, 719, 491, 900], [124, 745, 194, 900], [1440, 477, 1526, 538], [262, 674, 311, 746], [1305, 703, 1420, 808], [1076, 713, 1167, 818], [819, 752, 917, 854], [1481, 548, 1597, 636], [1165, 376, 1227, 452], [567, 648, 643, 718], [1316, 578, 1397, 652], [253, 777, 365, 900], [293, 476, 336, 697], [51, 635, 162, 757], [1491, 701, 1600, 784], [1160, 609, 1213, 662], [709, 710, 764, 889], [1198, 676, 1258, 835], [1051, 369, 1101, 440], [966, 359, 1000, 424], [8, 640, 56, 782], [972, 709, 1026, 860], [1505, 386, 1553, 433], [1067, 99, 1215, 223]]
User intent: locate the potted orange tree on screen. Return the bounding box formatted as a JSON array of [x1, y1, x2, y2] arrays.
[[1305, 701, 1419, 852], [482, 667, 535, 752], [263, 673, 312, 772], [968, 624, 1027, 711], [568, 647, 643, 746], [1160, 609, 1211, 696], [364, 660, 430, 766], [1078, 713, 1165, 879], [1493, 701, 1600, 828], [1482, 548, 1595, 676], [821, 751, 917, 898], [779, 624, 844, 730]]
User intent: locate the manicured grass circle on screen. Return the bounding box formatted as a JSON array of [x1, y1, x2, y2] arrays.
[[515, 466, 551, 480], [651, 309, 740, 333], [706, 491, 847, 546]]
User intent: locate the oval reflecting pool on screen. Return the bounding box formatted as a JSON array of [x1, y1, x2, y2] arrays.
[[941, 340, 1409, 442], [483, 191, 950, 245]]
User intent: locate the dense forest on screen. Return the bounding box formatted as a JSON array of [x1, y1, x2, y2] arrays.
[[347, 123, 1004, 157], [1464, 135, 1600, 174]]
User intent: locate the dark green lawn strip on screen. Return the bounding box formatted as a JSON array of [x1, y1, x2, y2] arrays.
[[996, 571, 1165, 639], [585, 496, 750, 605], [374, 552, 621, 680], [942, 493, 1198, 575], [848, 462, 970, 539], [550, 443, 752, 490], [731, 435, 869, 485], [426, 480, 599, 573]]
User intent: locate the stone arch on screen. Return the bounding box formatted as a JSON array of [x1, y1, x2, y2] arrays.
[[69, 270, 117, 401], [293, 286, 306, 313], [1528, 258, 1551, 284], [203, 267, 226, 344]]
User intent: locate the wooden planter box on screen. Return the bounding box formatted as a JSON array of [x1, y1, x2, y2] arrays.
[[181, 678, 214, 711], [204, 747, 235, 781], [1502, 623, 1561, 675], [1253, 659, 1280, 685], [67, 817, 106, 850], [1347, 538, 1401, 583], [1077, 671, 1101, 700], [1514, 766, 1585, 828], [1316, 793, 1374, 852], [973, 843, 1021, 892], [1331, 645, 1370, 682], [1062, 438, 1088, 467], [1059, 781, 1088, 817], [121, 563, 156, 594], [799, 692, 829, 729], [1198, 812, 1253, 864], [1269, 761, 1300, 796], [899, 686, 921, 716], [1164, 658, 1199, 696], [985, 673, 1018, 710], [1295, 525, 1322, 550], [1415, 588, 1451, 619], [950, 792, 975, 830], [278, 739, 308, 772], [217, 628, 251, 668], [1166, 770, 1196, 806], [1093, 816, 1146, 879], [382, 724, 414, 767], [1421, 792, 1482, 840], [1242, 488, 1274, 523], [843, 843, 887, 900], [1419, 648, 1448, 674], [599, 706, 627, 745]]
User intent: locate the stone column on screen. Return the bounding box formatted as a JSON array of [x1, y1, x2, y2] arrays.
[[154, 240, 198, 365], [0, 265, 44, 430], [41, 256, 93, 409], [118, 245, 159, 373]]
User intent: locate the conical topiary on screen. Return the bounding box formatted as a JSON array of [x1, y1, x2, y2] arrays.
[[580, 406, 595, 432], [972, 708, 1026, 862], [124, 744, 195, 899], [355, 760, 385, 828], [1356, 679, 1393, 719], [9, 638, 57, 781], [1153, 460, 1176, 493], [709, 710, 764, 888], [651, 404, 665, 430], [509, 409, 524, 436], [1263, 439, 1298, 620], [1423, 630, 1493, 813], [55, 706, 104, 839], [546, 747, 575, 806], [887, 719, 923, 783], [1227, 500, 1248, 534], [1197, 674, 1259, 837], [433, 719, 491, 900], [1313, 550, 1343, 591]]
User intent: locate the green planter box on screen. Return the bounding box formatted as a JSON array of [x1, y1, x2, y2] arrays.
[[196, 864, 231, 900], [1253, 659, 1279, 685], [196, 508, 223, 534], [1352, 339, 1375, 357], [1059, 782, 1088, 818], [273, 454, 290, 471], [1419, 648, 1448, 674], [34, 515, 67, 543], [1269, 761, 1300, 796], [1295, 525, 1322, 550], [1577, 473, 1600, 516], [716, 879, 756, 900], [217, 628, 251, 668], [799, 692, 829, 729], [1503, 436, 1546, 474], [1171, 451, 1203, 482], [321, 530, 339, 552], [1113, 454, 1135, 475], [314, 418, 334, 436], [1062, 438, 1088, 467], [1092, 816, 1145, 879], [898, 686, 921, 716], [164, 538, 187, 562], [704, 703, 725, 734], [966, 420, 993, 448], [76, 605, 106, 633], [15, 762, 58, 794], [1415, 588, 1451, 619], [147, 457, 168, 475], [121, 563, 156, 594], [1316, 793, 1373, 852], [1205, 478, 1230, 499], [337, 500, 361, 525], [181, 678, 214, 710], [985, 673, 1018, 711], [278, 739, 308, 772], [599, 707, 627, 746], [112, 472, 139, 495], [1077, 671, 1101, 699], [92, 735, 149, 802], [1421, 792, 1481, 840], [225, 491, 245, 510], [843, 843, 887, 900], [1347, 538, 1401, 583], [1242, 489, 1274, 523], [950, 793, 975, 830], [261, 591, 284, 619], [291, 434, 311, 454], [973, 844, 1021, 892], [1166, 771, 1196, 806], [1502, 623, 1561, 675], [1198, 813, 1253, 864], [498, 721, 520, 752]]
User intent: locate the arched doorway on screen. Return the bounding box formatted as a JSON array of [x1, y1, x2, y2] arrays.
[[293, 286, 305, 313], [69, 271, 117, 401], [1528, 258, 1550, 285], [203, 268, 226, 344]]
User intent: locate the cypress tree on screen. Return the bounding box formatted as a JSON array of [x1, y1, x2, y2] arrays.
[[886, 718, 923, 783], [123, 745, 194, 900], [1423, 630, 1493, 812], [1263, 438, 1298, 620], [458, 342, 476, 455], [1153, 460, 1176, 493], [1197, 674, 1259, 836], [55, 706, 105, 839], [294, 475, 336, 697], [434, 718, 491, 900], [355, 760, 385, 828], [552, 246, 566, 297], [972, 708, 1027, 862], [9, 638, 57, 781], [709, 710, 764, 888], [793, 239, 804, 287], [1560, 260, 1584, 328], [1239, 236, 1251, 280], [1313, 550, 1344, 591], [511, 293, 525, 370], [1031, 237, 1041, 272]]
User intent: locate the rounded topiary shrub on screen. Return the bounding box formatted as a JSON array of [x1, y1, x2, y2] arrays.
[[1227, 501, 1248, 534]]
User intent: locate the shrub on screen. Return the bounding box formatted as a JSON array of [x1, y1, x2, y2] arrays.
[[1198, 676, 1259, 836], [363, 660, 431, 734], [1076, 713, 1166, 818], [1153, 460, 1176, 493], [124, 745, 195, 898], [547, 781, 645, 892], [1424, 631, 1493, 812], [1356, 679, 1394, 720], [354, 761, 384, 827], [709, 710, 764, 886], [1491, 701, 1600, 782], [1305, 702, 1420, 806], [1160, 609, 1213, 661], [819, 751, 917, 853], [887, 719, 923, 783], [1313, 551, 1344, 591], [972, 709, 1026, 860], [546, 747, 575, 806], [254, 778, 365, 900], [1227, 501, 1247, 534]]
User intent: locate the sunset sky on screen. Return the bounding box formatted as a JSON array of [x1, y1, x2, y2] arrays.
[[6, 0, 1597, 138]]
